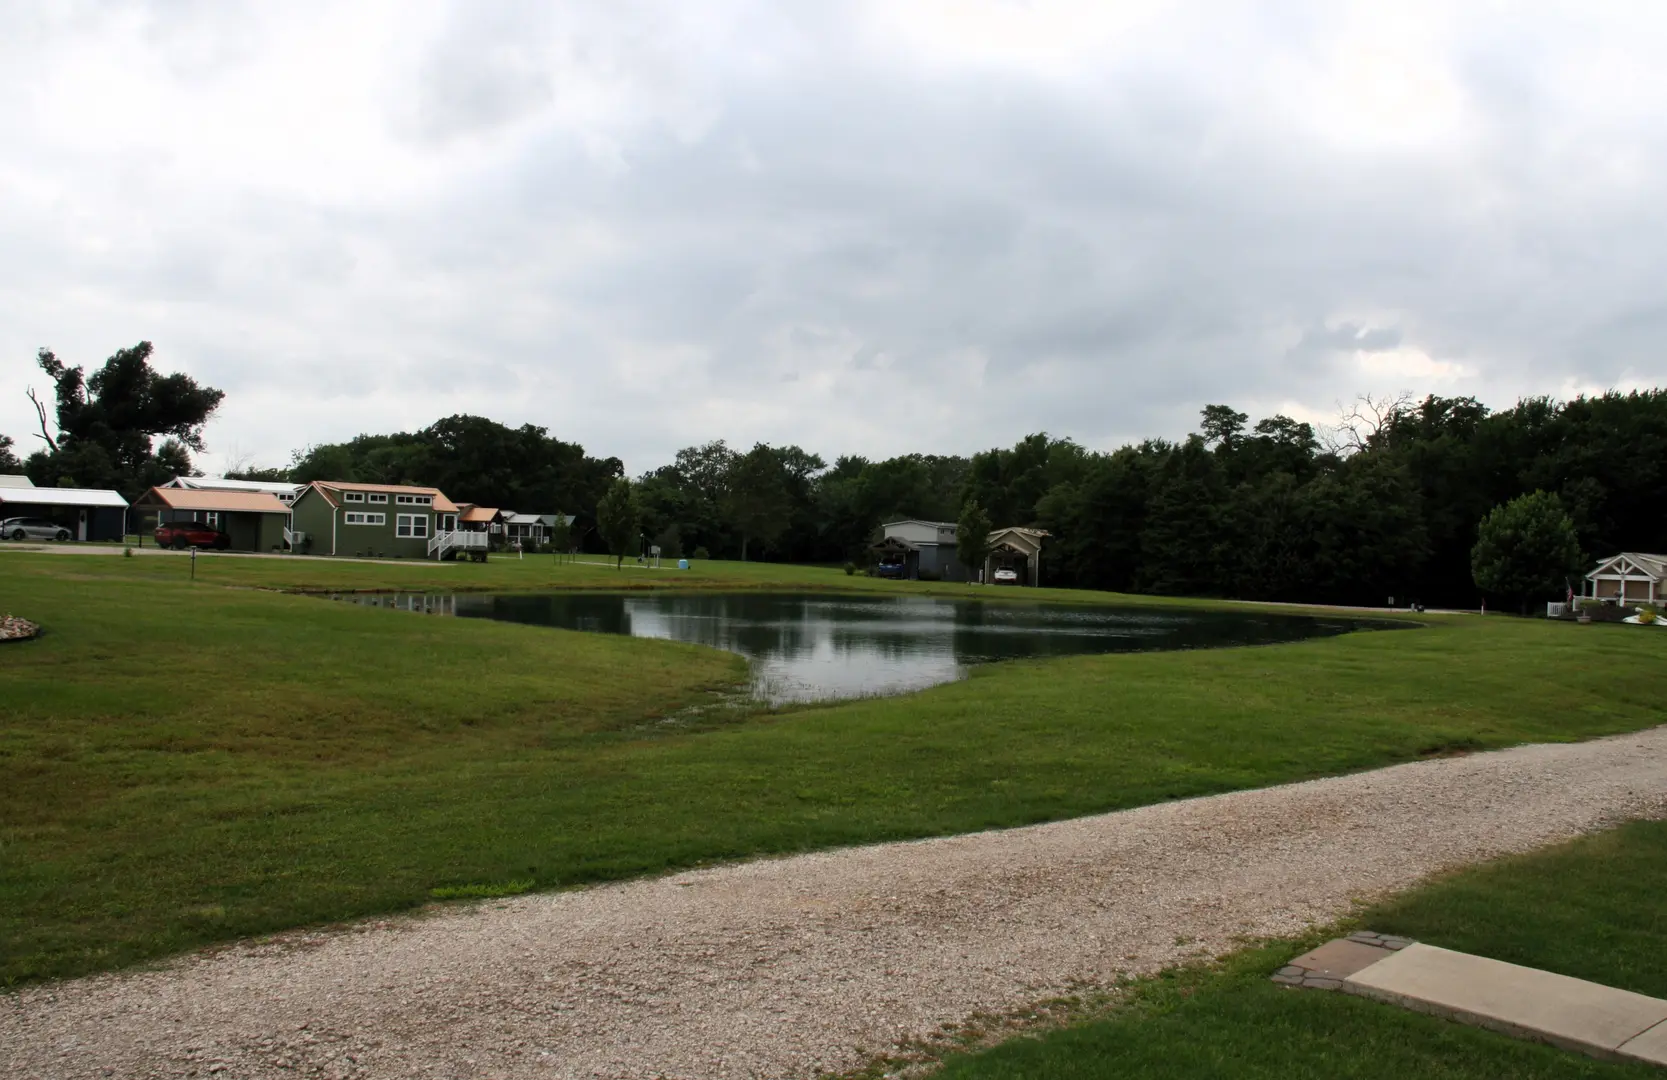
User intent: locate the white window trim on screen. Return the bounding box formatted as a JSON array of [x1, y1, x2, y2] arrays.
[[367, 492, 389, 504], [344, 512, 386, 526], [343, 491, 365, 503], [396, 513, 430, 538], [395, 494, 433, 506]]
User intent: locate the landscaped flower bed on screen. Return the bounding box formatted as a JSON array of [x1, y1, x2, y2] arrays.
[[0, 614, 41, 642]]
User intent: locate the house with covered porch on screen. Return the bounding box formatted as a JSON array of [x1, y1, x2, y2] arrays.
[[1585, 552, 1667, 606], [288, 481, 463, 558]]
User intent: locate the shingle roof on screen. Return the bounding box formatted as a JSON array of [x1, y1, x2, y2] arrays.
[[136, 487, 291, 514], [305, 481, 459, 514], [459, 506, 501, 523], [1590, 552, 1667, 581]]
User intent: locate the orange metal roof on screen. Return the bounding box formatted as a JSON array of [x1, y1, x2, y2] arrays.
[[137, 487, 291, 514], [459, 506, 500, 523], [306, 481, 459, 513]]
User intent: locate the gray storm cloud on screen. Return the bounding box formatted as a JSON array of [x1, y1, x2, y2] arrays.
[[1, 0, 1664, 473]]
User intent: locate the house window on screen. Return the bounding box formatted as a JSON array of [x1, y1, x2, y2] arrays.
[[344, 491, 365, 503], [367, 493, 388, 504], [202, 512, 220, 528], [344, 512, 385, 526], [395, 494, 433, 506], [396, 513, 429, 538]]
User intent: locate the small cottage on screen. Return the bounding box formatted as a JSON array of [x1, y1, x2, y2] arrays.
[[288, 481, 460, 558]]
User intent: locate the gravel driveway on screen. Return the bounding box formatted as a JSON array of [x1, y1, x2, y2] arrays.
[[6, 727, 1666, 1080]]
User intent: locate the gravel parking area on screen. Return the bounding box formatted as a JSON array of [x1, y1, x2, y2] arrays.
[[5, 726, 1665, 1080]]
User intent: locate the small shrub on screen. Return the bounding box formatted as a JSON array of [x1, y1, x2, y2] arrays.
[[693, 546, 710, 560], [843, 561, 857, 576], [122, 546, 133, 558], [1638, 604, 1658, 625], [917, 568, 941, 582]]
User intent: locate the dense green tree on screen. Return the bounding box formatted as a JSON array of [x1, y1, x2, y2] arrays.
[[0, 434, 19, 473], [1472, 491, 1584, 614], [595, 479, 641, 570], [1199, 404, 1249, 449], [1138, 437, 1230, 595], [723, 444, 793, 561], [956, 500, 992, 582], [963, 434, 1087, 528], [1036, 443, 1160, 593], [24, 343, 223, 496]]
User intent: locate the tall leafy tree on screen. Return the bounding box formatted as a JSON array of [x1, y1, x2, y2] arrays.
[[1472, 491, 1584, 613], [1199, 404, 1249, 449], [0, 434, 20, 473], [723, 444, 793, 561], [956, 500, 992, 582], [595, 479, 641, 570], [25, 343, 223, 496]]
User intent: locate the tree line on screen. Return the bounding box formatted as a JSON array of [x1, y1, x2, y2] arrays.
[[10, 343, 1665, 608]]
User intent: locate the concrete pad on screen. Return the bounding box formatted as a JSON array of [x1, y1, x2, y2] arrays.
[[1344, 943, 1667, 1062], [1619, 1019, 1667, 1066], [1288, 939, 1393, 980]]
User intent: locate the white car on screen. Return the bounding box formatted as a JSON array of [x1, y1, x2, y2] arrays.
[[2, 516, 71, 542], [992, 567, 1020, 585]]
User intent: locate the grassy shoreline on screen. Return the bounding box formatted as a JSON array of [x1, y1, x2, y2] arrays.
[[2, 551, 1662, 987], [0, 545, 1436, 614]]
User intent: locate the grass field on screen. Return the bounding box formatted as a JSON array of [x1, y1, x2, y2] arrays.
[[929, 820, 1667, 1079], [2, 549, 1664, 987], [0, 541, 1424, 607]]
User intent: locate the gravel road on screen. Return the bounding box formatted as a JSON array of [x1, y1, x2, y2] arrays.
[[6, 726, 1666, 1080]]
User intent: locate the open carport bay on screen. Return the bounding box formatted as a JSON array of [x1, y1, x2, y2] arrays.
[[133, 487, 291, 552]]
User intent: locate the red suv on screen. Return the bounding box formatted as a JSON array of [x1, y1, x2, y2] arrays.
[[155, 520, 231, 550]]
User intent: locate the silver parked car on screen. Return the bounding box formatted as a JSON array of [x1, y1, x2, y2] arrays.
[[1, 516, 72, 541]]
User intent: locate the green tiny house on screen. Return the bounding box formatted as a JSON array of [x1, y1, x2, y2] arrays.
[[289, 482, 461, 558]]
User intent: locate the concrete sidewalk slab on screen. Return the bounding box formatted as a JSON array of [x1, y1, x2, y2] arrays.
[[1343, 942, 1667, 1065], [1617, 1020, 1667, 1066]]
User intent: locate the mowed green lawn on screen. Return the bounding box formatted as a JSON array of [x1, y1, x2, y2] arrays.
[[1, 551, 1664, 987], [930, 820, 1667, 1080]]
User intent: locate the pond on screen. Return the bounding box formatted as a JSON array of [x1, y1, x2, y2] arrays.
[[342, 591, 1396, 705]]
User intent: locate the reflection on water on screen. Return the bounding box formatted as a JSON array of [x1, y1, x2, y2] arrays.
[[342, 592, 1389, 704]]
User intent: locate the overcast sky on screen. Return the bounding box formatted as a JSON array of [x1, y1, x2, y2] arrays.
[[3, 1, 1665, 476]]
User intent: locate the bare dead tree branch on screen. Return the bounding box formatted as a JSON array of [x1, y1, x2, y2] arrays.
[[25, 386, 57, 451], [1326, 390, 1414, 455]]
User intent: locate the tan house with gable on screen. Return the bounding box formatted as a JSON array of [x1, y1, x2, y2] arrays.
[[1585, 552, 1667, 606]]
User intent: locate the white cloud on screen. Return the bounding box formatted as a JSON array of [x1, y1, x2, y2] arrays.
[[1, 0, 1665, 476]]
